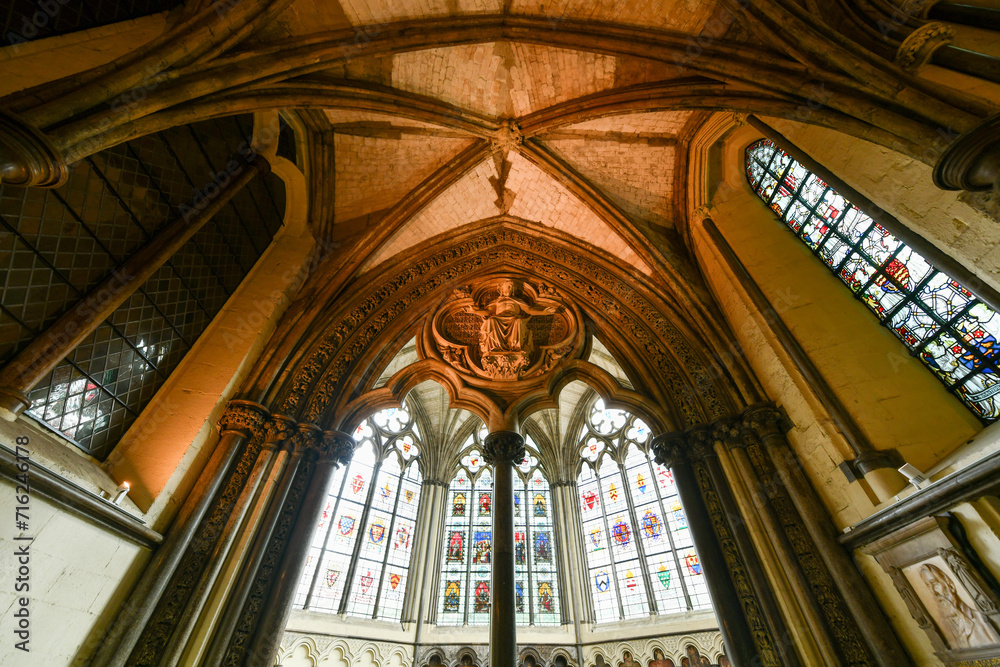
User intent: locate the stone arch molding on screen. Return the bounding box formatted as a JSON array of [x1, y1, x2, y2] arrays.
[[269, 219, 748, 433], [276, 634, 414, 667], [583, 632, 724, 667]]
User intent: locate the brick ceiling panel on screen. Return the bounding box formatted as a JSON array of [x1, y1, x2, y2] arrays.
[[505, 153, 652, 275], [544, 138, 676, 228], [509, 0, 719, 32], [340, 0, 503, 26], [334, 134, 474, 223], [392, 44, 509, 118], [560, 110, 694, 135], [360, 158, 502, 271]]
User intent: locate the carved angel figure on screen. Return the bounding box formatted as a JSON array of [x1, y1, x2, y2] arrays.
[[920, 563, 1000, 648], [466, 279, 555, 357]]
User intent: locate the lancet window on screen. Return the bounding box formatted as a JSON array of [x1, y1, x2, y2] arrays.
[[746, 139, 1000, 421], [292, 405, 423, 623], [438, 428, 561, 626], [577, 400, 712, 623]]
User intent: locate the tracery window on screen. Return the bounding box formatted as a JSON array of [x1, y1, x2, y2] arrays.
[[438, 428, 561, 626], [577, 400, 711, 623], [293, 405, 422, 623], [746, 139, 1000, 421]]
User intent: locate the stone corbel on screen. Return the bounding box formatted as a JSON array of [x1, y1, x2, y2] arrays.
[[934, 113, 1000, 192], [894, 22, 955, 71], [0, 110, 68, 188]]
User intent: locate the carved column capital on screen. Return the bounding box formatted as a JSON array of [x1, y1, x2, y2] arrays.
[[264, 415, 298, 447], [739, 402, 793, 439], [482, 431, 526, 465], [319, 430, 356, 467], [218, 400, 269, 439], [686, 426, 717, 462], [895, 21, 954, 70], [293, 423, 323, 457], [650, 432, 688, 468]]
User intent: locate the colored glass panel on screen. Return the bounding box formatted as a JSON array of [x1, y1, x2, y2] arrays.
[[746, 139, 1000, 421]]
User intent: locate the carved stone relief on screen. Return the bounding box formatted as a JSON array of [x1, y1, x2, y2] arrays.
[[863, 516, 1000, 665], [430, 278, 579, 382]]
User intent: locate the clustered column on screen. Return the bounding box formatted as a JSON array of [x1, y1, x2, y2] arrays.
[[651, 432, 763, 667], [653, 403, 912, 667], [482, 431, 525, 667], [89, 401, 356, 667]]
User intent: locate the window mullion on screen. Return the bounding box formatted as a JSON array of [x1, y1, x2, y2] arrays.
[[618, 455, 658, 615], [592, 460, 626, 621], [370, 457, 407, 620], [303, 467, 350, 609], [338, 454, 383, 615], [648, 461, 694, 611]]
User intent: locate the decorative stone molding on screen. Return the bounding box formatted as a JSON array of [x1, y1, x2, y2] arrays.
[[0, 110, 69, 188], [283, 226, 726, 429], [583, 633, 726, 666], [894, 21, 954, 70], [278, 634, 415, 667], [482, 431, 526, 465], [218, 400, 269, 439]]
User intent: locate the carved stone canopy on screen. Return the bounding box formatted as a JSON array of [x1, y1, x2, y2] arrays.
[[426, 276, 583, 384]]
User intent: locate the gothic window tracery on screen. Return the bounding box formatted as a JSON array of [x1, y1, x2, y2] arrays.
[[438, 427, 562, 626], [293, 405, 422, 622], [577, 400, 712, 623], [746, 139, 1000, 421]]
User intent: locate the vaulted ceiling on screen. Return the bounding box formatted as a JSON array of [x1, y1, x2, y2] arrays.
[[264, 0, 737, 279]]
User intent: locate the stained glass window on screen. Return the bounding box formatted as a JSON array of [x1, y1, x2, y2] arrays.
[[438, 427, 561, 626], [293, 405, 422, 623], [746, 139, 1000, 422], [578, 400, 712, 623]]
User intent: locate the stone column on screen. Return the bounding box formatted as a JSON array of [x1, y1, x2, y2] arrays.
[[696, 426, 802, 667], [199, 415, 302, 667], [651, 433, 759, 667], [90, 399, 269, 667], [158, 415, 294, 665], [741, 404, 911, 667], [236, 428, 355, 666], [0, 154, 269, 421], [482, 431, 525, 667]]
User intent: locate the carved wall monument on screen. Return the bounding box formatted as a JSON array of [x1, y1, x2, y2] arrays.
[[427, 277, 583, 384], [863, 517, 1000, 665]]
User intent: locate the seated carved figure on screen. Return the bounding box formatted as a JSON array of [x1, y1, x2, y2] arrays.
[[465, 279, 557, 379]]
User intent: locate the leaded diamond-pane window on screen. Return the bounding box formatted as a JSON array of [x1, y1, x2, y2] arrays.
[[745, 139, 1000, 421], [1, 115, 284, 459]]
